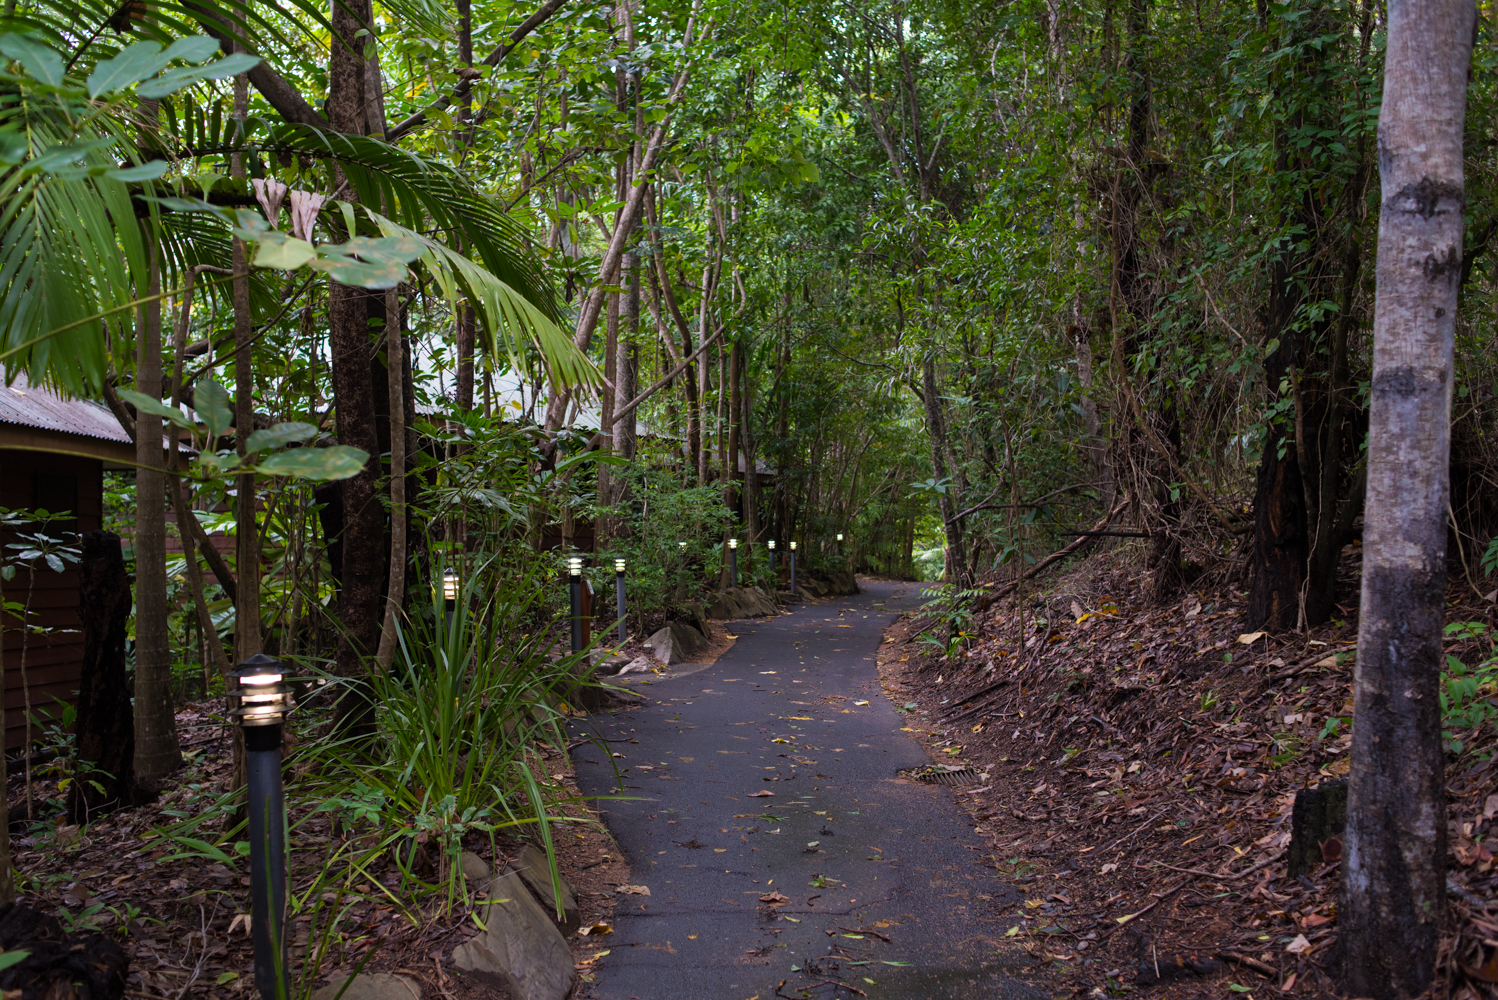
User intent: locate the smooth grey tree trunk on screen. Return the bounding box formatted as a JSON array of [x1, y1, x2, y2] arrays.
[[1341, 3, 1474, 996], [133, 248, 181, 784]]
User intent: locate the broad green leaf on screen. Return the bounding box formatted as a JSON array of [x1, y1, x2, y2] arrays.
[[253, 236, 317, 270], [194, 379, 233, 439], [0, 34, 64, 87], [197, 451, 242, 475], [161, 37, 221, 64], [245, 422, 318, 453], [117, 390, 193, 429], [136, 54, 261, 99], [87, 41, 174, 98], [308, 255, 408, 288], [215, 972, 238, 985], [258, 446, 370, 480], [0, 950, 29, 972], [104, 161, 168, 183], [0, 129, 25, 166]]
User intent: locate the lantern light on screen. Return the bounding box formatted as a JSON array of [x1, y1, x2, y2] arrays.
[[837, 533, 844, 542], [442, 568, 459, 601], [678, 541, 687, 550], [728, 538, 738, 549], [615, 558, 626, 573], [790, 541, 797, 550], [768, 539, 776, 550], [569, 555, 583, 576], [231, 654, 293, 728]]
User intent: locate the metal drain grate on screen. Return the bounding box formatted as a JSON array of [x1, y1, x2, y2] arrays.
[[900, 765, 982, 786]]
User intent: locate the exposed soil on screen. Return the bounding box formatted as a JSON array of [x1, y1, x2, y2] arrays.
[[874, 546, 1498, 999]]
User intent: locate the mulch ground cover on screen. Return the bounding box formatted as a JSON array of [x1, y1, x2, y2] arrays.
[[876, 545, 1498, 999], [6, 701, 632, 999]]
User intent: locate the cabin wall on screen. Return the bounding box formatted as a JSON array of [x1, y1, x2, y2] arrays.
[[0, 450, 102, 749]]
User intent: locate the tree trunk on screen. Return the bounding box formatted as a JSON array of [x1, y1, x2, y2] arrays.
[[615, 252, 640, 466], [1340, 3, 1473, 996], [920, 358, 968, 586], [232, 70, 261, 665], [375, 289, 407, 671], [327, 0, 384, 735], [132, 247, 180, 785], [68, 531, 141, 821]]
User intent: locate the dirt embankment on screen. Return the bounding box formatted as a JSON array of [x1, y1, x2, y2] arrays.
[[878, 547, 1498, 999]]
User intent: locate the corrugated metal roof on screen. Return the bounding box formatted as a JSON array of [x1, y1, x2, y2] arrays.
[[0, 376, 131, 443]]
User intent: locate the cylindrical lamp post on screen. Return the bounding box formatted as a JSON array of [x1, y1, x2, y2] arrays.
[[727, 538, 738, 588], [568, 556, 584, 654], [767, 539, 776, 574], [789, 541, 797, 595], [231, 654, 293, 1000], [442, 568, 458, 632], [614, 558, 627, 645]]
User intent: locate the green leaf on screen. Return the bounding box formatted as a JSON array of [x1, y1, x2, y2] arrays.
[[253, 235, 317, 270], [87, 41, 174, 98], [0, 128, 25, 166], [245, 422, 318, 453], [161, 36, 221, 64], [104, 161, 168, 183], [158, 835, 234, 864], [308, 255, 409, 288], [0, 33, 64, 87], [0, 950, 28, 972], [215, 972, 238, 985], [116, 390, 192, 429], [194, 379, 233, 439], [257, 446, 369, 480], [136, 53, 260, 99]]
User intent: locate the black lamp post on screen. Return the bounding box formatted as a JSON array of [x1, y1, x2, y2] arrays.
[[568, 556, 584, 654], [727, 538, 738, 588], [789, 541, 797, 596], [614, 558, 627, 645], [767, 539, 776, 575], [230, 654, 293, 1000], [442, 568, 458, 630]]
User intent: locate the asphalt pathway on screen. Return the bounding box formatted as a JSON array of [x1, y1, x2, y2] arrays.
[[571, 580, 1045, 1000]]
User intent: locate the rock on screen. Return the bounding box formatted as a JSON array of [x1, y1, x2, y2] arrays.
[[706, 587, 779, 620], [507, 844, 581, 933], [679, 600, 710, 635], [646, 626, 684, 664], [314, 973, 422, 1000], [460, 851, 491, 883], [451, 871, 576, 1000], [668, 620, 708, 657], [617, 655, 655, 675]]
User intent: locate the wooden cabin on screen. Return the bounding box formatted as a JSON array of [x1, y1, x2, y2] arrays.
[[0, 378, 134, 749]]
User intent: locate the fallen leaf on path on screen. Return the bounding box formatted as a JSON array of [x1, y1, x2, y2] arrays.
[[1099, 863, 1118, 874], [759, 891, 789, 906], [577, 922, 613, 936], [748, 791, 775, 797], [1286, 934, 1313, 955], [1237, 631, 1267, 644], [617, 885, 651, 896]]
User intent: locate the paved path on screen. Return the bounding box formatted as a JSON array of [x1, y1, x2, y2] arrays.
[[571, 580, 1044, 1000]]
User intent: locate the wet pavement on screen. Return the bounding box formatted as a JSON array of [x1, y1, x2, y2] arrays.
[[570, 580, 1047, 1000]]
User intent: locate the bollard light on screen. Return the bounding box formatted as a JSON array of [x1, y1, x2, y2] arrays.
[[231, 654, 292, 1000], [614, 559, 627, 644], [789, 541, 797, 596], [767, 539, 777, 575], [727, 538, 738, 588], [728, 538, 738, 549], [837, 533, 844, 542], [678, 541, 687, 551], [568, 556, 584, 653], [768, 539, 776, 550], [442, 568, 459, 602]]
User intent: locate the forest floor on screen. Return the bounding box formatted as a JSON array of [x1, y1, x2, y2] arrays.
[[879, 544, 1498, 999]]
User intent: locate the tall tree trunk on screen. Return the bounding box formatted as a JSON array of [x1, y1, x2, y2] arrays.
[[133, 245, 180, 785], [327, 0, 384, 735], [615, 252, 640, 468], [376, 289, 407, 670], [1340, 3, 1473, 996], [232, 70, 261, 665], [920, 358, 968, 585], [69, 531, 140, 821]]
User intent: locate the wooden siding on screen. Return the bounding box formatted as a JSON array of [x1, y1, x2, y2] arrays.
[[0, 450, 103, 749]]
